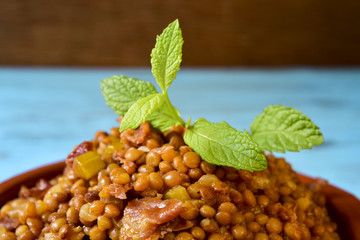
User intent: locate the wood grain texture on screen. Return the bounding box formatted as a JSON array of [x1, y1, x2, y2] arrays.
[[0, 0, 360, 66]]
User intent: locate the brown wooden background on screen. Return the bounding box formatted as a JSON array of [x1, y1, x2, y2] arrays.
[[1, 0, 360, 66]]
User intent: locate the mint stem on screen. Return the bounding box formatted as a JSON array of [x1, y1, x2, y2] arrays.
[[185, 117, 192, 129], [164, 93, 185, 126]]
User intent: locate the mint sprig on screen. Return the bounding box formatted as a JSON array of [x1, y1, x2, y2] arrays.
[[250, 105, 324, 152], [101, 75, 157, 116], [120, 93, 164, 132], [117, 20, 184, 132], [147, 103, 181, 132], [101, 76, 181, 132], [184, 119, 267, 172], [101, 19, 324, 172], [151, 19, 183, 92]]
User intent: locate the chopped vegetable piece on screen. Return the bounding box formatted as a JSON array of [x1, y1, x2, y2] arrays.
[[73, 151, 106, 180], [163, 185, 191, 202], [105, 142, 124, 154]]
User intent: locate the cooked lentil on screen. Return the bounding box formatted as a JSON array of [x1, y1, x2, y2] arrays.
[[0, 122, 340, 239]]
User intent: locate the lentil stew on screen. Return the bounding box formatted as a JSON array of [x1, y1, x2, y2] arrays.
[[0, 122, 343, 239]]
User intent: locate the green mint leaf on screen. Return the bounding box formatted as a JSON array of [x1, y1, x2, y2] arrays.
[[148, 103, 181, 132], [101, 75, 156, 116], [250, 105, 324, 152], [184, 119, 267, 172], [151, 19, 183, 92], [120, 93, 164, 131], [101, 75, 181, 132]]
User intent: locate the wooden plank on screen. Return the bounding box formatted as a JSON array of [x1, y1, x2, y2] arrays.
[[0, 0, 360, 66]]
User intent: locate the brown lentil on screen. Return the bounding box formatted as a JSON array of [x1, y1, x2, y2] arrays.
[[183, 152, 201, 169], [215, 211, 232, 226], [18, 230, 34, 240], [231, 212, 245, 225], [163, 170, 182, 188], [312, 224, 326, 236], [58, 224, 69, 239], [185, 187, 199, 201], [89, 200, 105, 216], [0, 122, 340, 240], [173, 155, 189, 173], [108, 227, 120, 240], [66, 206, 79, 224], [266, 218, 283, 234], [255, 213, 269, 226], [161, 146, 177, 162], [146, 138, 160, 149], [89, 225, 107, 240], [180, 202, 199, 220], [146, 150, 161, 167], [159, 161, 175, 173], [218, 202, 237, 214], [200, 161, 216, 174], [244, 211, 255, 222], [50, 217, 67, 232], [134, 174, 150, 191], [57, 203, 69, 215], [149, 172, 164, 190], [188, 168, 203, 180], [208, 233, 226, 240], [284, 222, 302, 240], [175, 231, 194, 240], [191, 226, 205, 240], [1, 232, 17, 240], [104, 204, 121, 218], [15, 225, 29, 236], [231, 225, 247, 240], [135, 153, 147, 165], [269, 233, 283, 240], [200, 218, 219, 233], [169, 133, 185, 149], [247, 221, 261, 233], [107, 162, 119, 172], [125, 147, 143, 161], [243, 189, 257, 207], [138, 164, 155, 173], [26, 218, 43, 236], [199, 205, 216, 218], [254, 233, 269, 240], [257, 195, 270, 207], [54, 191, 68, 203], [74, 186, 87, 195], [44, 198, 58, 212], [97, 216, 112, 231]]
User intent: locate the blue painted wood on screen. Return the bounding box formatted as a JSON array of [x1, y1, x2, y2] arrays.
[[1, 67, 359, 198]]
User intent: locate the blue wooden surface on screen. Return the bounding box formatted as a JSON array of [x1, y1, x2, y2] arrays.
[[0, 67, 359, 198]]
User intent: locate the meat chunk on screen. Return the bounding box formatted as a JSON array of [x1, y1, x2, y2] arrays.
[[65, 141, 94, 168], [19, 179, 51, 199], [120, 197, 184, 240], [270, 202, 297, 222], [120, 122, 151, 146], [0, 215, 20, 231], [108, 183, 130, 200]]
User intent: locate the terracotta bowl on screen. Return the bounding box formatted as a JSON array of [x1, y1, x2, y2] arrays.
[[0, 161, 359, 239]]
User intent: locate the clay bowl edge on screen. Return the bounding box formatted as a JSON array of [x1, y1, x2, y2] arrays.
[[0, 161, 359, 239]]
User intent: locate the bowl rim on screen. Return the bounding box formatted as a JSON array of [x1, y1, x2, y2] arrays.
[[0, 161, 65, 206], [0, 161, 359, 239]]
